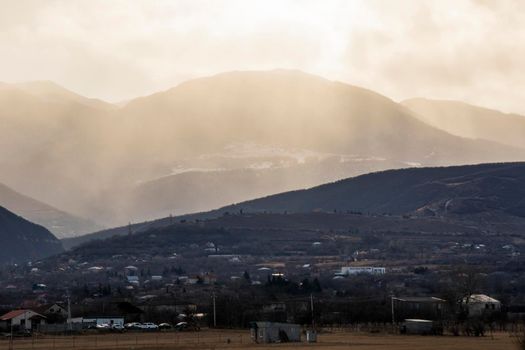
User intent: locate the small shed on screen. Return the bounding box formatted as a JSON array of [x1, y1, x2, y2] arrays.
[[250, 322, 301, 343], [400, 319, 442, 335]]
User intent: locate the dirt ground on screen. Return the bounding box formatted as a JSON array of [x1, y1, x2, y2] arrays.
[[0, 329, 517, 350]]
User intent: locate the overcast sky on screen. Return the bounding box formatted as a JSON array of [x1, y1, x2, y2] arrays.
[[1, 0, 524, 114]]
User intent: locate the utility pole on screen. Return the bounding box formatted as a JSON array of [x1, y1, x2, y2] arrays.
[[391, 295, 395, 325], [67, 290, 72, 331], [310, 294, 315, 330], [9, 319, 13, 350], [212, 293, 217, 328]]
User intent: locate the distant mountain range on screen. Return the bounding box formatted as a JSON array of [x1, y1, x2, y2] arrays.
[[0, 206, 63, 263], [403, 98, 525, 150], [0, 182, 102, 238], [2, 70, 525, 231], [14, 80, 116, 111], [63, 162, 525, 248]]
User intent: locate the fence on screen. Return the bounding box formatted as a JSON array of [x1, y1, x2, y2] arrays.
[[0, 330, 251, 350]]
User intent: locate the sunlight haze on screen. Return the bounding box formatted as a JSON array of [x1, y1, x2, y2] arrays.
[[1, 0, 524, 114]]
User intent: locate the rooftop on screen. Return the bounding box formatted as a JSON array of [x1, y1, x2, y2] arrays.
[[0, 309, 45, 321]]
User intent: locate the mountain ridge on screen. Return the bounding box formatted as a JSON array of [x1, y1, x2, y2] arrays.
[[2, 70, 525, 229], [0, 182, 103, 238], [402, 98, 525, 150], [62, 162, 525, 249], [0, 205, 63, 263]]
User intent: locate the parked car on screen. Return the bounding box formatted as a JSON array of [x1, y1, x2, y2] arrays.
[[96, 324, 111, 330], [159, 323, 172, 330], [111, 324, 125, 332], [124, 322, 142, 330], [140, 322, 159, 330], [174, 322, 188, 331]]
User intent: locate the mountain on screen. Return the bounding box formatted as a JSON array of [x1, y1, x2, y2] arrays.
[[123, 156, 408, 222], [107, 70, 524, 223], [0, 182, 102, 238], [0, 206, 63, 263], [63, 162, 525, 248], [0, 82, 118, 218], [217, 162, 525, 219], [402, 98, 525, 150], [120, 70, 523, 163], [14, 80, 116, 111], [2, 71, 525, 228]]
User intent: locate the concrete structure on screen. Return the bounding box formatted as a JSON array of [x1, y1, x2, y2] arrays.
[[250, 322, 301, 343], [0, 309, 46, 331], [400, 319, 442, 335], [463, 294, 501, 316], [339, 266, 386, 275]]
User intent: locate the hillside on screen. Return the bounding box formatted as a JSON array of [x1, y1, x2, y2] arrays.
[[0, 206, 63, 263], [123, 156, 408, 222], [63, 162, 525, 248], [402, 98, 525, 149], [217, 162, 525, 218], [0, 183, 102, 238]]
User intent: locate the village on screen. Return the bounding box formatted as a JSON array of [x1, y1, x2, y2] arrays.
[[0, 213, 523, 349]]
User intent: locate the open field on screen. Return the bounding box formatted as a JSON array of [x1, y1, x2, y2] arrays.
[[0, 329, 517, 350]]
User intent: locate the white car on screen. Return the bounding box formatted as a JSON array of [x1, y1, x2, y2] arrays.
[[140, 322, 159, 330], [112, 324, 125, 331], [125, 322, 142, 330], [96, 323, 111, 330]]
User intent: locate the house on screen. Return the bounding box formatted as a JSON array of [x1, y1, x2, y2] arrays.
[[36, 303, 68, 317], [463, 294, 501, 316], [0, 309, 46, 331], [127, 275, 140, 284], [202, 273, 217, 285], [338, 266, 386, 276], [250, 322, 301, 343], [35, 303, 68, 322]]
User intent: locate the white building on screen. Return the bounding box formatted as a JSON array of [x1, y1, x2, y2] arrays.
[[463, 294, 501, 316], [70, 316, 124, 327], [0, 309, 46, 331], [339, 266, 386, 276]]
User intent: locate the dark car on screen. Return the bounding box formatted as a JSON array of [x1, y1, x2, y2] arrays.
[[174, 322, 188, 331], [159, 323, 172, 330]]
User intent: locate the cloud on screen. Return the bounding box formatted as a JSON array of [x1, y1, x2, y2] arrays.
[[0, 0, 523, 114]]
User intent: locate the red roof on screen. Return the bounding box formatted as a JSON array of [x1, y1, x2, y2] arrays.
[[0, 309, 45, 321]]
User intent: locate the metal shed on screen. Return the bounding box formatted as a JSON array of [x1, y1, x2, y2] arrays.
[[250, 322, 301, 343]]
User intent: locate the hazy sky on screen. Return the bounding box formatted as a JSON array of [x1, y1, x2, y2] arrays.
[[1, 0, 524, 114]]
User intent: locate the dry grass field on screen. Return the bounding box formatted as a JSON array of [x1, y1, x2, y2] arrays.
[[0, 329, 516, 350]]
